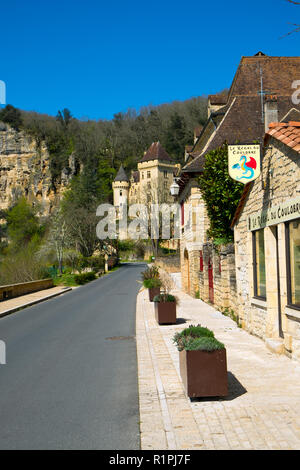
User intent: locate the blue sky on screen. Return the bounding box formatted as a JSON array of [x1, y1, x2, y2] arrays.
[[1, 0, 300, 120]]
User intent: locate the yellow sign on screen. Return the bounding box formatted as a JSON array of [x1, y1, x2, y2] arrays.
[[228, 144, 261, 184]]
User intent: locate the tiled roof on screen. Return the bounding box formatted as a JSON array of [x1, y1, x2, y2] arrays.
[[183, 96, 300, 173], [227, 55, 300, 102], [266, 121, 300, 152], [140, 142, 171, 162], [194, 126, 203, 137], [208, 94, 228, 105], [281, 108, 300, 122], [114, 165, 129, 182]]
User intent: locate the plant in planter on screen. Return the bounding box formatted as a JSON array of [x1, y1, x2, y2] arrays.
[[153, 273, 178, 325], [141, 266, 162, 301], [173, 324, 228, 398]]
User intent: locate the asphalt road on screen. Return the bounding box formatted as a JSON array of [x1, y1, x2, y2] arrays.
[[0, 263, 146, 450]]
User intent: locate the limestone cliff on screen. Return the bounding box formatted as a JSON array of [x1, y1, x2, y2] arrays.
[[0, 122, 75, 214]]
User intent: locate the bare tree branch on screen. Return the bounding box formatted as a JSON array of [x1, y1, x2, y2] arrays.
[[280, 1, 300, 38]]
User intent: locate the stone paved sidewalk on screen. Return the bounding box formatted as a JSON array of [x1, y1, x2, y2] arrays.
[[0, 286, 72, 318], [136, 273, 300, 450]]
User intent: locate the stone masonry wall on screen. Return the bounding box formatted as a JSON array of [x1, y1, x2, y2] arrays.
[[155, 255, 180, 273], [234, 137, 300, 361]]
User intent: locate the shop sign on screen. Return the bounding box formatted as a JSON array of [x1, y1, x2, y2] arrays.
[[228, 144, 261, 184], [248, 196, 300, 230]]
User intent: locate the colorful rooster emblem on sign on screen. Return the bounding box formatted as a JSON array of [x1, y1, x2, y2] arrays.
[[232, 155, 257, 181]]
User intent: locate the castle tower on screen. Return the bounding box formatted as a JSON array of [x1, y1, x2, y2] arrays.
[[112, 165, 129, 240], [112, 165, 130, 209], [137, 142, 180, 204]]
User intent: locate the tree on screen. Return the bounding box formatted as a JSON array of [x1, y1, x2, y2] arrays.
[[39, 210, 70, 274], [0, 104, 23, 130], [6, 197, 44, 247], [165, 112, 190, 161], [282, 0, 300, 36], [198, 144, 244, 242], [56, 108, 73, 128]]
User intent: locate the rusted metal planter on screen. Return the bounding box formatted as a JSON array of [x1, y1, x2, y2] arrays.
[[179, 348, 228, 398], [148, 287, 160, 302], [154, 301, 176, 325]]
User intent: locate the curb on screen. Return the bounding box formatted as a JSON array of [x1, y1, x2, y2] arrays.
[[0, 287, 73, 319]]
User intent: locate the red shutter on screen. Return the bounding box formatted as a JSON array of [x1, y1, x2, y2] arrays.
[[200, 250, 203, 272]]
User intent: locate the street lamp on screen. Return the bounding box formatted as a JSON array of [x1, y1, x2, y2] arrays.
[[170, 178, 180, 197]]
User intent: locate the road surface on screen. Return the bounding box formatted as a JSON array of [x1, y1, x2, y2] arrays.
[[0, 263, 146, 449]]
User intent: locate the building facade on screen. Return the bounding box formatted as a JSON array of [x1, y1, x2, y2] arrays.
[[112, 142, 180, 241], [176, 53, 300, 306], [232, 122, 300, 360], [113, 142, 180, 209]]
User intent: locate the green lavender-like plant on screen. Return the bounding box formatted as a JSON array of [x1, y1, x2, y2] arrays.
[[173, 324, 224, 352], [180, 336, 225, 352], [153, 293, 177, 303]]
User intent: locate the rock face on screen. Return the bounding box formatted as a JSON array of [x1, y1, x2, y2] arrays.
[[0, 123, 75, 214]]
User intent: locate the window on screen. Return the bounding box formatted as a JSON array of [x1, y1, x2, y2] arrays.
[[147, 171, 151, 179], [253, 229, 266, 299], [286, 219, 300, 308], [120, 190, 122, 196], [142, 172, 144, 180], [164, 171, 168, 179], [164, 181, 168, 188]]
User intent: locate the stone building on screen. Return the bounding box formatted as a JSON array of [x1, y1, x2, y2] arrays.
[[232, 121, 300, 361], [112, 142, 180, 241], [113, 142, 180, 209], [176, 53, 300, 303]]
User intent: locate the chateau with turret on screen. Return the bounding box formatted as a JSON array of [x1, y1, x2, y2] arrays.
[[112, 142, 180, 210]]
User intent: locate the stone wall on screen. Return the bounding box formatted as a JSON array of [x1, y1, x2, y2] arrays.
[[179, 183, 210, 297], [155, 255, 180, 273], [0, 278, 54, 301], [234, 137, 300, 361], [200, 243, 237, 314]]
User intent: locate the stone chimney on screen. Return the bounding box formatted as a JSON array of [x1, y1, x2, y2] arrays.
[[264, 95, 278, 132]]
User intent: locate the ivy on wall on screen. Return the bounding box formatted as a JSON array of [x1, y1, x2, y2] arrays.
[[198, 144, 244, 242]]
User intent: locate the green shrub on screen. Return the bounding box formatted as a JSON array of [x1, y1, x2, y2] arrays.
[[179, 336, 225, 352], [53, 273, 78, 287], [143, 278, 162, 289], [141, 266, 161, 289], [173, 324, 223, 352], [153, 294, 176, 303], [174, 324, 214, 340], [141, 265, 159, 280], [198, 144, 244, 241], [74, 271, 97, 285]]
